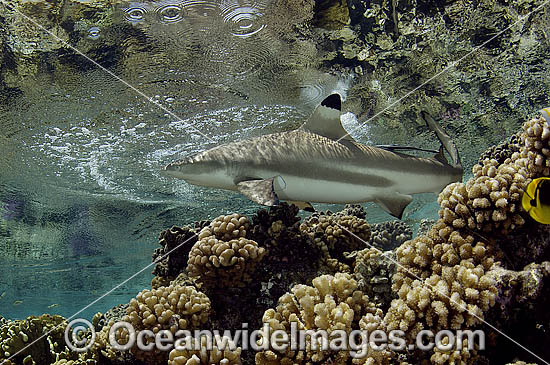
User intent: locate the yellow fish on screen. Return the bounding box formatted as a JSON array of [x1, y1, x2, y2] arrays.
[[522, 177, 550, 224], [542, 108, 550, 123]]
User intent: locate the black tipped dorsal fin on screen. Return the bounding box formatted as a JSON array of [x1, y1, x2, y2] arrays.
[[300, 93, 353, 141]]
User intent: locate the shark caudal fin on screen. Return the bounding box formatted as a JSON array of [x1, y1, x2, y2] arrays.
[[421, 111, 462, 170]]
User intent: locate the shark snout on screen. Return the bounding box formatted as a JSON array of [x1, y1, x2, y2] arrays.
[[162, 159, 191, 178]]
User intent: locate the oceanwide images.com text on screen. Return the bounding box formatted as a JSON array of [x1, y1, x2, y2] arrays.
[[65, 319, 485, 357]]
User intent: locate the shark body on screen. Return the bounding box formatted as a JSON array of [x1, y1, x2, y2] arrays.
[[164, 94, 463, 218]]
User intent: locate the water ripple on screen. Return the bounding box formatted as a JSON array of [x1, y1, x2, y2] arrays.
[[87, 27, 101, 40], [124, 4, 149, 23], [222, 6, 265, 38], [156, 4, 185, 24]]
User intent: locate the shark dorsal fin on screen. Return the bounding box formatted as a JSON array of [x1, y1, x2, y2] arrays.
[[300, 94, 353, 141]]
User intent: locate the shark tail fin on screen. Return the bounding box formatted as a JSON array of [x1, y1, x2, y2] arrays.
[[421, 111, 462, 169]]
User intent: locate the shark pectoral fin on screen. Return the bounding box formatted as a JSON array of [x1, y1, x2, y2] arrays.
[[287, 201, 315, 212], [236, 178, 281, 206], [299, 94, 355, 142], [375, 194, 413, 219]]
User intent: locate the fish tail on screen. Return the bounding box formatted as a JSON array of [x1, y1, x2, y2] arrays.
[[421, 111, 462, 170]]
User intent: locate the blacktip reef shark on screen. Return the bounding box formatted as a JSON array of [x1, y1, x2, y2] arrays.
[[163, 94, 463, 219]]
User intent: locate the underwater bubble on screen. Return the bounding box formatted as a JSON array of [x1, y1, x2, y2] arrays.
[[156, 4, 185, 24], [87, 27, 100, 40], [124, 6, 148, 22]]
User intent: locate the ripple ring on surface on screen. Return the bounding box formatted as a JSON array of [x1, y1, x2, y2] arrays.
[[124, 6, 148, 22], [156, 4, 186, 23]]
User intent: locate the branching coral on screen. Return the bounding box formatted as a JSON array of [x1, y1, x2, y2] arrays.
[[187, 213, 266, 288], [0, 315, 72, 365], [478, 133, 522, 166], [339, 204, 367, 219], [521, 116, 550, 176], [168, 335, 242, 364], [255, 272, 391, 364], [387, 221, 496, 339], [439, 115, 550, 235], [438, 160, 528, 234]]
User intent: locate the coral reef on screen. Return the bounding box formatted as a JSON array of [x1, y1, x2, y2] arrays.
[[478, 133, 521, 166], [4, 115, 550, 365], [248, 203, 324, 269], [119, 284, 211, 364], [352, 248, 396, 309], [255, 272, 391, 364], [168, 336, 242, 365], [187, 214, 267, 288], [521, 116, 550, 176], [482, 261, 550, 363], [438, 114, 550, 236], [299, 211, 371, 261], [153, 226, 199, 282], [0, 314, 73, 364], [380, 113, 550, 363], [388, 219, 497, 336], [368, 220, 412, 250]]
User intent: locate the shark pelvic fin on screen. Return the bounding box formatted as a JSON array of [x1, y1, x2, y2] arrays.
[[236, 177, 282, 206], [375, 193, 413, 219], [287, 201, 315, 212], [300, 93, 354, 141]]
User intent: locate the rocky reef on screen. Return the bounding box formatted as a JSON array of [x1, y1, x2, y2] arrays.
[[2, 112, 550, 364], [2, 0, 549, 155]]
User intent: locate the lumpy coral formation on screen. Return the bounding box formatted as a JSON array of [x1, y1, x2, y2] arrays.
[[368, 220, 412, 250], [381, 113, 550, 363], [168, 336, 242, 365], [300, 212, 371, 260], [255, 273, 390, 365], [153, 226, 199, 282], [118, 284, 211, 364], [439, 114, 550, 235], [352, 248, 396, 308], [187, 214, 267, 288]]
